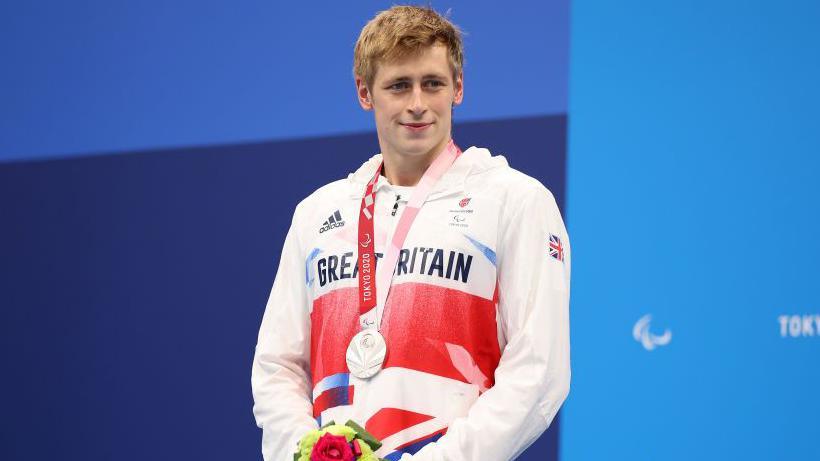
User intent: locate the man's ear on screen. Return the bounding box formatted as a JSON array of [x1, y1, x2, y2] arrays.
[[355, 76, 373, 111], [453, 71, 464, 106]]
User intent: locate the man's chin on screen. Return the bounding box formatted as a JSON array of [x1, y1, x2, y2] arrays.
[[396, 139, 447, 158], [393, 144, 430, 157]]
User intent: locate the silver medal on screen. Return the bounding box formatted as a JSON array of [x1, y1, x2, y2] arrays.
[[345, 329, 387, 379]]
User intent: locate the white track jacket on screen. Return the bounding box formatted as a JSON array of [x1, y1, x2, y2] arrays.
[[252, 146, 571, 461]]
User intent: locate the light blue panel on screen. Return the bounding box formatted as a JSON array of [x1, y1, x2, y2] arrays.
[[565, 0, 820, 459], [0, 0, 567, 162]]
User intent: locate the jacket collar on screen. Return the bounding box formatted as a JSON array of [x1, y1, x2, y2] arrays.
[[346, 146, 507, 199]]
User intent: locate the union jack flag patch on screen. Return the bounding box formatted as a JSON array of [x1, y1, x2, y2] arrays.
[[548, 234, 564, 262]]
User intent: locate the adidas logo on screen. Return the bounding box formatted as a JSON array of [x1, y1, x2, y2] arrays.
[[319, 210, 345, 233]]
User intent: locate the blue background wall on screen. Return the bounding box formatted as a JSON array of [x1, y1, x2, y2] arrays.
[[0, 1, 567, 161], [1, 1, 568, 460], [563, 0, 820, 459]]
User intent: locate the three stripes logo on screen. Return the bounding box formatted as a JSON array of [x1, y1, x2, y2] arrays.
[[319, 210, 345, 233]]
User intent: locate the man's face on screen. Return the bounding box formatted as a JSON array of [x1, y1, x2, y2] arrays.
[[357, 43, 463, 161]]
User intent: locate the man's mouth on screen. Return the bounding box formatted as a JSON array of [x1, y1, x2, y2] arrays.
[[401, 122, 433, 132]]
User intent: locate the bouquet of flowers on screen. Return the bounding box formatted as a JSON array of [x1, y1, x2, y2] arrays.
[[294, 420, 386, 461]]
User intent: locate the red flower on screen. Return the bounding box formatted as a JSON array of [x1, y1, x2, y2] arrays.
[[310, 433, 354, 461]]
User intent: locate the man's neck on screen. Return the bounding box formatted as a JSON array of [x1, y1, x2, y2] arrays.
[[381, 138, 450, 187]]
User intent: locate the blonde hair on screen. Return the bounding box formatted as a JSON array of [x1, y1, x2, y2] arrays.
[[353, 5, 464, 87]]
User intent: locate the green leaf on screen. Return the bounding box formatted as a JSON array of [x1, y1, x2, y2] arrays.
[[320, 420, 336, 430], [345, 420, 382, 451]]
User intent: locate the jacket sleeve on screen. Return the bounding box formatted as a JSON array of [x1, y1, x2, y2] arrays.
[[252, 206, 319, 460], [404, 184, 571, 461]]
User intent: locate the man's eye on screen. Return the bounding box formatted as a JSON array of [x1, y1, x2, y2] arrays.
[[424, 80, 445, 88], [388, 82, 409, 91]]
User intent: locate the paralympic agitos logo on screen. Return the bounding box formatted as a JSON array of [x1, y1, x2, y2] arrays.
[[633, 314, 672, 351]]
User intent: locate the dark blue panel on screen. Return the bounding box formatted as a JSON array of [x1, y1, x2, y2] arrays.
[[0, 115, 565, 460]]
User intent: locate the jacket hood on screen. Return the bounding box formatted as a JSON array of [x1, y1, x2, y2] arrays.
[[346, 146, 508, 198]]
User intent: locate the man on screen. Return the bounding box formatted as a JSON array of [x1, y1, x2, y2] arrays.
[[252, 6, 570, 460]]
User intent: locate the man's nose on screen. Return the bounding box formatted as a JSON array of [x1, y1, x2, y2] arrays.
[[407, 86, 426, 116]]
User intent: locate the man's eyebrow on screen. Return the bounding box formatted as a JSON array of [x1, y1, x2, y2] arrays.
[[384, 73, 448, 82]]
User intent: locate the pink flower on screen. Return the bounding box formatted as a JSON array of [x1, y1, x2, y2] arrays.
[[310, 433, 355, 461]]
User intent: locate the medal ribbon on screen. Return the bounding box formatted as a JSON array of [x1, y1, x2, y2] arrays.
[[357, 140, 461, 330]]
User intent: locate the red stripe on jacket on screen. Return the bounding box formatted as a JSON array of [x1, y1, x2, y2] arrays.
[[310, 283, 500, 389]]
